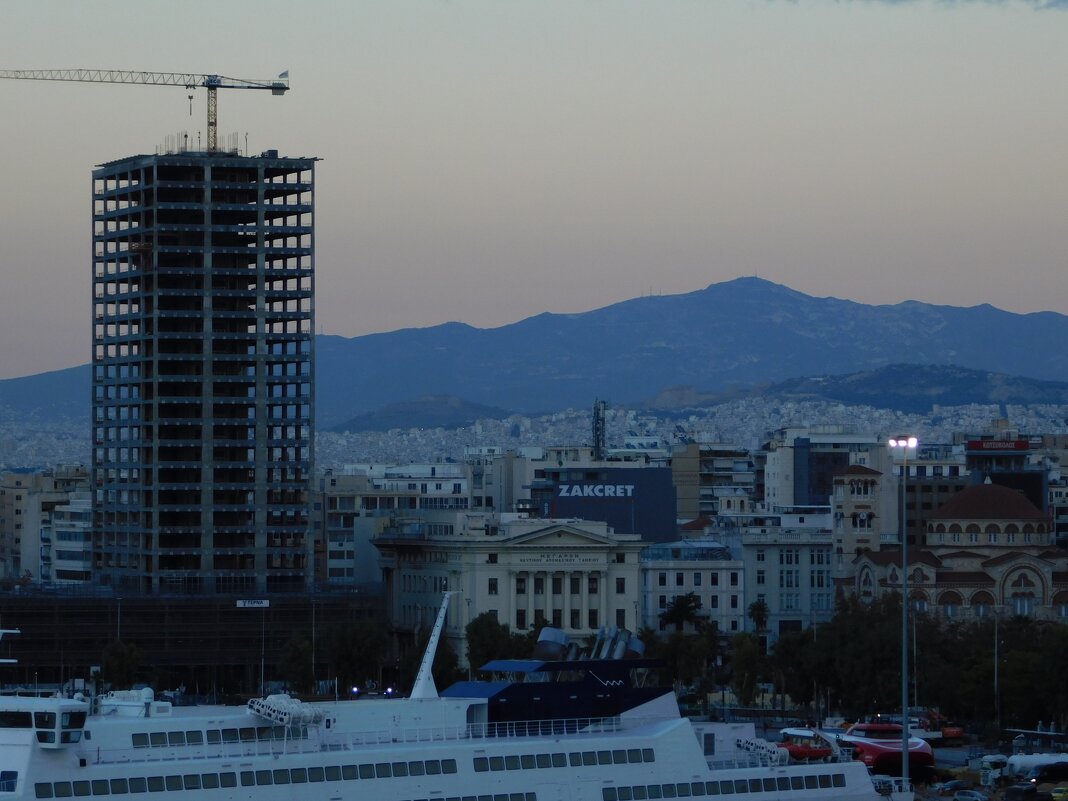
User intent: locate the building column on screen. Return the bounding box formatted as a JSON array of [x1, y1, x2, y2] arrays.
[[580, 571, 590, 631], [564, 574, 573, 629], [524, 570, 533, 630]]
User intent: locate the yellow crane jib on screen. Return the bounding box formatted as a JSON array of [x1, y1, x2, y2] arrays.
[[0, 69, 289, 152]]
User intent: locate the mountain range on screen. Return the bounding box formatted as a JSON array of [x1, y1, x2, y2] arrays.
[[3, 277, 1067, 430]]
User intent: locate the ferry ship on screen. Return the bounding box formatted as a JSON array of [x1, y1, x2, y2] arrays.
[[0, 595, 910, 801]]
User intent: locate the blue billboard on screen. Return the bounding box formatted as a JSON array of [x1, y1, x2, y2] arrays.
[[543, 467, 676, 542]]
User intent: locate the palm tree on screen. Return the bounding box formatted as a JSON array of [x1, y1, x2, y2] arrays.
[[747, 599, 770, 632], [660, 592, 705, 632]]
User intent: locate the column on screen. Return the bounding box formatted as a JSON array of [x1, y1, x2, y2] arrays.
[[543, 571, 552, 622], [563, 573, 573, 629], [580, 571, 589, 631]]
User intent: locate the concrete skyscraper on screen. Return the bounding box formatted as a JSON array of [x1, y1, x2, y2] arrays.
[[91, 149, 316, 594]]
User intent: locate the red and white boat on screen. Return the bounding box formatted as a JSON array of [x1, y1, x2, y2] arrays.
[[779, 727, 835, 762], [837, 721, 935, 776]]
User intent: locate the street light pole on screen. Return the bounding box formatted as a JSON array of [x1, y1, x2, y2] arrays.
[[889, 436, 917, 786]]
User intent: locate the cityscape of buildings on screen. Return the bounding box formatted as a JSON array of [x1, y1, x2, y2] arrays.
[[3, 142, 1068, 686]]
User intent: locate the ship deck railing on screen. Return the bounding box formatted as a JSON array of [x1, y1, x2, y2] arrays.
[[85, 715, 675, 765]]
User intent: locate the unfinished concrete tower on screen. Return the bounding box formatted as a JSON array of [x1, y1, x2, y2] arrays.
[[91, 150, 316, 594]]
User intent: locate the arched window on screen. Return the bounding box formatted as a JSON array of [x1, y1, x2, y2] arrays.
[[971, 591, 995, 618], [939, 591, 963, 619]]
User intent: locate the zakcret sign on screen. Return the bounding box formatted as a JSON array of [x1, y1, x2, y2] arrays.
[[557, 484, 635, 498]]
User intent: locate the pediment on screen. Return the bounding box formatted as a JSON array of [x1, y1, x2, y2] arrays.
[[508, 524, 616, 548]]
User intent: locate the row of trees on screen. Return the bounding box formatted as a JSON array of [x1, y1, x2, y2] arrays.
[[97, 591, 1068, 735], [655, 590, 1068, 734]]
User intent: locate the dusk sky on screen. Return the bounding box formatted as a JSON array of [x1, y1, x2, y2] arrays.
[[2, 0, 1067, 380]]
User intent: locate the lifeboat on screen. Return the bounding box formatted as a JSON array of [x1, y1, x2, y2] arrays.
[[779, 727, 834, 762]]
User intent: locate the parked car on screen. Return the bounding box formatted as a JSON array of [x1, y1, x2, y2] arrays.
[[953, 791, 988, 801], [1048, 788, 1068, 801]]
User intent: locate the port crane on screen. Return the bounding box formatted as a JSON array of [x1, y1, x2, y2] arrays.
[[0, 69, 289, 153]]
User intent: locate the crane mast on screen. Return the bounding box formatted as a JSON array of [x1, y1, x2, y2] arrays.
[[0, 69, 289, 152]]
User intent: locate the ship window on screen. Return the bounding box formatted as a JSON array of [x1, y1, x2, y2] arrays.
[[91, 780, 109, 795], [307, 768, 324, 783], [704, 783, 717, 796], [747, 780, 761, 793], [273, 727, 286, 740], [776, 778, 789, 791], [391, 764, 408, 778], [676, 784, 691, 797], [256, 727, 274, 741], [536, 754, 551, 769], [443, 760, 457, 774], [642, 749, 654, 762], [409, 762, 426, 776], [603, 791, 617, 801], [505, 756, 520, 770], [72, 782, 90, 797], [219, 775, 236, 789], [627, 749, 641, 763], [36, 785, 52, 799], [762, 779, 775, 792], [551, 754, 566, 768], [221, 729, 238, 743], [832, 775, 845, 788], [254, 771, 272, 786], [34, 713, 56, 729], [521, 755, 535, 769], [597, 751, 612, 765], [473, 758, 488, 773], [357, 764, 372, 779], [164, 776, 181, 792], [478, 796, 492, 801], [62, 712, 86, 730], [149, 733, 166, 747], [375, 764, 391, 778], [526, 795, 536, 801], [186, 731, 203, 745], [510, 795, 525, 801], [731, 781, 747, 794], [692, 783, 706, 796], [582, 752, 596, 767], [182, 776, 199, 791], [200, 775, 218, 790], [272, 770, 289, 785], [790, 778, 804, 790], [127, 779, 146, 794], [324, 767, 341, 781], [613, 750, 627, 764], [238, 773, 254, 788], [569, 753, 581, 767], [167, 732, 185, 746], [818, 776, 831, 789], [649, 787, 663, 799], [36, 732, 54, 744], [633, 788, 648, 800], [240, 728, 256, 742], [489, 757, 504, 771], [0, 712, 31, 728], [803, 776, 817, 789], [206, 731, 221, 745], [427, 761, 442, 775], [662, 786, 676, 799], [53, 784, 71, 798], [131, 734, 148, 748], [463, 797, 476, 801]]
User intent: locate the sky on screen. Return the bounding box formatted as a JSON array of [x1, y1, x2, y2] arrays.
[[1, 0, 1067, 380]]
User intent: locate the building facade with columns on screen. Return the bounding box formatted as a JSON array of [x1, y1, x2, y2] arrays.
[[373, 515, 644, 669]]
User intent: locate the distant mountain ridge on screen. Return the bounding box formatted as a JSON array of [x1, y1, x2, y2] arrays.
[[3, 278, 1068, 428]]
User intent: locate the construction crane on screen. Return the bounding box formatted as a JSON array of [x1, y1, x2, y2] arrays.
[[0, 69, 289, 153]]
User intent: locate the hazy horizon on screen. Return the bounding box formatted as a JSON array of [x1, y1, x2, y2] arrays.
[[2, 0, 1067, 379]]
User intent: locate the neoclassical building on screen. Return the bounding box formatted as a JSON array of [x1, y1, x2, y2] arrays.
[[851, 482, 1068, 620], [374, 515, 644, 668]]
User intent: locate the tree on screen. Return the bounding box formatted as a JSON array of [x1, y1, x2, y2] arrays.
[[276, 634, 314, 695], [730, 633, 761, 707], [101, 640, 143, 689], [466, 612, 522, 672], [747, 599, 769, 632], [659, 592, 704, 632], [326, 618, 388, 693]]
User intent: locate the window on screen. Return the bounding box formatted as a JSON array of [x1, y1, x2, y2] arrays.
[[730, 572, 738, 587], [534, 576, 544, 595], [488, 578, 498, 595], [487, 553, 498, 563], [615, 578, 626, 594], [588, 609, 598, 628], [756, 570, 765, 586], [571, 576, 581, 594], [552, 576, 562, 595], [516, 609, 527, 630], [616, 609, 626, 627], [756, 550, 765, 562], [516, 576, 526, 594], [675, 572, 683, 587], [588, 576, 598, 594], [658, 572, 666, 587]]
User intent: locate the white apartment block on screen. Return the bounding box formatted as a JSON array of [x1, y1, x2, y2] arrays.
[[640, 539, 746, 636]]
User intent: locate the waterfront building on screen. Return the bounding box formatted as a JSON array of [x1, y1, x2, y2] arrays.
[[91, 150, 316, 594], [639, 539, 745, 636], [373, 515, 643, 669]]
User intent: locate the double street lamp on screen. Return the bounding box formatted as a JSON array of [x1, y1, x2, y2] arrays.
[[888, 436, 918, 786]]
